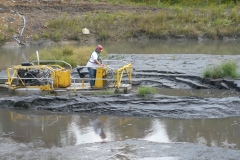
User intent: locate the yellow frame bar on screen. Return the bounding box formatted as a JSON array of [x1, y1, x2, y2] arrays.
[[114, 63, 132, 89]]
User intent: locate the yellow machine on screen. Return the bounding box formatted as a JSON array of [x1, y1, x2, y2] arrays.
[[51, 65, 71, 88], [95, 67, 108, 88], [5, 60, 132, 92], [94, 63, 132, 89], [5, 61, 72, 91]]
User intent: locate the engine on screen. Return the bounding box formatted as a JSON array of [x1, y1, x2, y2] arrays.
[[17, 62, 50, 86]]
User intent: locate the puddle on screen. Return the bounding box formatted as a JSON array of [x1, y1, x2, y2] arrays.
[[1, 109, 240, 150]]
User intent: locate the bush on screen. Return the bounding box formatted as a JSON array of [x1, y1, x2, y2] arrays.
[[32, 34, 39, 40], [221, 60, 238, 78], [137, 86, 157, 96], [203, 60, 239, 79], [42, 33, 50, 38]]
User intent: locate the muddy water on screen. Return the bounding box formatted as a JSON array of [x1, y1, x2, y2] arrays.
[[0, 109, 240, 150], [0, 41, 240, 71], [1, 41, 240, 157]]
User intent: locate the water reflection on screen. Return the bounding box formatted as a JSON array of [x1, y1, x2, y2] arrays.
[[0, 109, 240, 150], [102, 41, 240, 55]]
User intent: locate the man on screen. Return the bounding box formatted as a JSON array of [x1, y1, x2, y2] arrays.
[[86, 45, 104, 88]]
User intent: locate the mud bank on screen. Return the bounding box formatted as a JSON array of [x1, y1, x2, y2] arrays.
[[1, 138, 240, 160], [0, 94, 240, 119], [108, 54, 240, 91]]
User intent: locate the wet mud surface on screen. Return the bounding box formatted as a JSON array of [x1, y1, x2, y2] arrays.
[[1, 138, 240, 160], [1, 94, 240, 119]]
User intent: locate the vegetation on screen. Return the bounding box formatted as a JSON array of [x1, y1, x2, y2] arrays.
[[45, 3, 240, 42], [203, 60, 239, 79], [30, 45, 107, 68], [32, 34, 39, 40], [0, 26, 8, 45], [86, 0, 238, 6], [137, 86, 157, 96]]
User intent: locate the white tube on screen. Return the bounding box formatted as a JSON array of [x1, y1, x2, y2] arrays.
[[36, 51, 39, 65]]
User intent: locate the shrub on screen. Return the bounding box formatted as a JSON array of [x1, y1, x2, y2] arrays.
[[221, 60, 238, 78], [32, 34, 39, 40], [42, 33, 50, 38], [203, 60, 239, 79], [137, 86, 157, 96]]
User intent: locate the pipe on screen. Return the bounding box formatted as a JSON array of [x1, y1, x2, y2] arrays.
[[36, 51, 39, 65], [14, 11, 26, 45]]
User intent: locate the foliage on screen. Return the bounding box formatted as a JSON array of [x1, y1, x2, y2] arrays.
[[88, 0, 239, 6], [32, 34, 39, 40], [137, 86, 157, 96], [8, 28, 14, 34], [45, 4, 240, 42], [30, 45, 107, 68], [203, 60, 239, 79], [221, 60, 239, 78], [42, 33, 50, 38]]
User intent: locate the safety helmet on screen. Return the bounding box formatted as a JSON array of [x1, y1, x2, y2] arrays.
[[96, 45, 103, 51]]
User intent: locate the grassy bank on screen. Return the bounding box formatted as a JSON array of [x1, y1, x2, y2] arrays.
[[45, 6, 240, 42], [30, 45, 107, 68]]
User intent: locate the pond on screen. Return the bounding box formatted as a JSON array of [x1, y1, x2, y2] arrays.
[[0, 109, 239, 150], [1, 40, 240, 71], [0, 41, 240, 157]]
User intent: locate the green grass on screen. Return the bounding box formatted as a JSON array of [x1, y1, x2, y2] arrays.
[[203, 60, 239, 79], [81, 0, 238, 6], [32, 34, 39, 40], [137, 86, 157, 96], [30, 45, 107, 68], [45, 5, 240, 42]]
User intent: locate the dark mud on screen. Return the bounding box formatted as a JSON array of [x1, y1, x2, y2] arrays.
[[0, 95, 240, 118], [1, 138, 240, 160], [1, 94, 240, 119], [120, 54, 240, 91]]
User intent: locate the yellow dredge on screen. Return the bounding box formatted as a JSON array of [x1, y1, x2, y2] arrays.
[[5, 59, 132, 92]]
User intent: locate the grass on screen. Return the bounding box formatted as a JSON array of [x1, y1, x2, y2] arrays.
[[79, 0, 238, 6], [32, 34, 39, 40], [203, 60, 239, 79], [30, 45, 107, 68], [137, 86, 157, 96], [45, 5, 240, 42]]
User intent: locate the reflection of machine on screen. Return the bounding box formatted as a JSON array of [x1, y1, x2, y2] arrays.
[[5, 60, 132, 92], [10, 111, 61, 125]]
